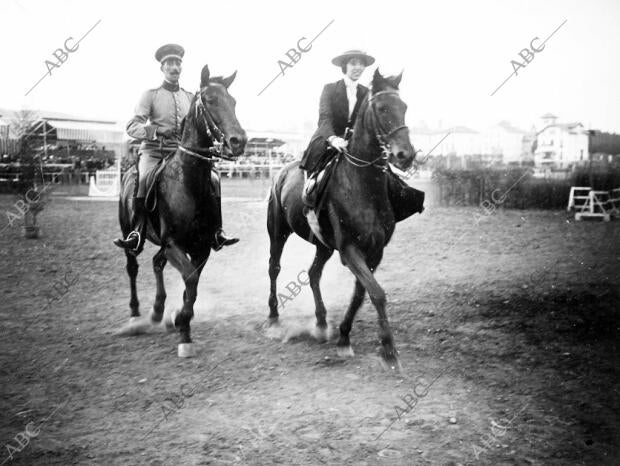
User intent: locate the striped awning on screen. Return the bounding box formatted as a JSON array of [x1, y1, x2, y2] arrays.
[[46, 119, 123, 144]]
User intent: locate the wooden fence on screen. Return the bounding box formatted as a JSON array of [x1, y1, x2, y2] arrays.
[[0, 139, 19, 156]]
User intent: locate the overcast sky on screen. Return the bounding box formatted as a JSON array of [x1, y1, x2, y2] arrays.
[[2, 0, 619, 141]]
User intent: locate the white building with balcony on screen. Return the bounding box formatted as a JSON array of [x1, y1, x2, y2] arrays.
[[534, 113, 589, 168]]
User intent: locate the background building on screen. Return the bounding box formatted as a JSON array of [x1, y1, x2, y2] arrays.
[[0, 107, 125, 160], [534, 113, 589, 169]]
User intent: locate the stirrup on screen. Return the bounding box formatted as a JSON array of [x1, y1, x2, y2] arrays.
[[114, 230, 140, 250], [128, 231, 141, 251], [212, 230, 239, 251]]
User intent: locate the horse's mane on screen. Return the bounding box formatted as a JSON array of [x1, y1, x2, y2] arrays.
[[355, 96, 371, 130]]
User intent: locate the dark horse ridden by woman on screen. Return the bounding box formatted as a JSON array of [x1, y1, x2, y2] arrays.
[[267, 69, 417, 370], [118, 65, 246, 357]]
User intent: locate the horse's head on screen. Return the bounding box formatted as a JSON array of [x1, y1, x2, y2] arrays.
[[365, 69, 416, 171], [190, 65, 247, 157]]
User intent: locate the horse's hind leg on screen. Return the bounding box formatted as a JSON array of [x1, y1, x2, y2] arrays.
[[151, 246, 167, 324], [267, 194, 291, 326], [309, 244, 333, 342], [336, 278, 366, 356]]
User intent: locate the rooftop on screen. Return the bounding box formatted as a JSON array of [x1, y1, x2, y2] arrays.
[[496, 120, 527, 134], [0, 107, 117, 125]]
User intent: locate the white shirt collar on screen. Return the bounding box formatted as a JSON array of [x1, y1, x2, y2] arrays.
[[343, 75, 359, 89]]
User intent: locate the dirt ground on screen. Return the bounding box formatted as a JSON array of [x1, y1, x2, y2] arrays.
[[0, 178, 619, 465]]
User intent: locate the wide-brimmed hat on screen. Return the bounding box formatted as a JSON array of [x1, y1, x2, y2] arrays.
[[155, 44, 185, 64], [331, 49, 375, 67]]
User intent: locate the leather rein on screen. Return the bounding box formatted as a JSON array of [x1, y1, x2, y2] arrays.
[[341, 90, 409, 170]]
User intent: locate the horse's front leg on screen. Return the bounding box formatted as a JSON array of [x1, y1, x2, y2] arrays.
[[151, 246, 167, 324], [116, 250, 153, 336], [165, 242, 210, 357], [341, 244, 400, 371], [126, 250, 140, 318]]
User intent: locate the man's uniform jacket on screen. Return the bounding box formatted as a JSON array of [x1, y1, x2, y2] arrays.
[[300, 79, 367, 172], [126, 80, 194, 155]]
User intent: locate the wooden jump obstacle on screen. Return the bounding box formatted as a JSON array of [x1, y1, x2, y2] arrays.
[[568, 186, 620, 222], [610, 188, 620, 216], [567, 187, 591, 212], [88, 159, 121, 198]]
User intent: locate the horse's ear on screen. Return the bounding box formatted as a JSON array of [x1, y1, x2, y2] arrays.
[[373, 68, 384, 82], [200, 65, 210, 88], [390, 71, 403, 89], [222, 70, 237, 89], [372, 68, 388, 91]]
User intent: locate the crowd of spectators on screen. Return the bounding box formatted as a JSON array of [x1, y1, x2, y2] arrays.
[[0, 148, 116, 187]]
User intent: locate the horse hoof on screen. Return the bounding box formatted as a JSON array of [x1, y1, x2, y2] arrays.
[[379, 353, 402, 372], [164, 310, 179, 333], [178, 343, 196, 358], [262, 318, 279, 331], [311, 324, 331, 343], [117, 316, 151, 336], [336, 345, 355, 358], [150, 310, 164, 324], [265, 322, 284, 340]]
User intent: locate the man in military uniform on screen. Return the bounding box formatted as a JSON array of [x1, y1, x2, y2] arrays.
[[300, 49, 424, 221], [114, 43, 238, 252]]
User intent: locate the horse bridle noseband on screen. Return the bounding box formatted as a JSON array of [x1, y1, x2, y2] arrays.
[[178, 91, 232, 162], [342, 90, 409, 169]]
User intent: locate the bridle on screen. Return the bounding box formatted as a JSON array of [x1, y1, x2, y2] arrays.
[[341, 89, 409, 170], [178, 90, 232, 162]]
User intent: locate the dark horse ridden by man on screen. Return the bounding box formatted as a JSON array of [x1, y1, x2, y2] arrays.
[[118, 65, 246, 357], [267, 69, 418, 370]]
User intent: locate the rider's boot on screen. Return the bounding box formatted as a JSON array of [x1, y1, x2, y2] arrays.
[[212, 195, 239, 251], [114, 197, 147, 254]]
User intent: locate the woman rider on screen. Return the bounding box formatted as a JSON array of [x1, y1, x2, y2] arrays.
[[299, 49, 424, 221]]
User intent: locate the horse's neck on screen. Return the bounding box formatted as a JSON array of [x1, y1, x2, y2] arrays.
[[333, 130, 388, 208], [180, 113, 210, 150], [164, 102, 214, 197]]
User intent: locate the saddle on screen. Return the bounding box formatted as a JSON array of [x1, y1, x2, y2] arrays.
[[302, 151, 340, 211], [144, 154, 175, 213]]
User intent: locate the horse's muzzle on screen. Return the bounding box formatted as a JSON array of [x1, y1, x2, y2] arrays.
[[227, 133, 247, 157], [390, 147, 415, 171]]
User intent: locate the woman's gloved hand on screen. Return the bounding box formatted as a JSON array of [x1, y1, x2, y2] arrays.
[[327, 136, 348, 153]]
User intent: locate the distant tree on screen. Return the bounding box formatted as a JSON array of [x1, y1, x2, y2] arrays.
[[589, 130, 620, 155], [9, 110, 51, 238], [10, 109, 43, 192]]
